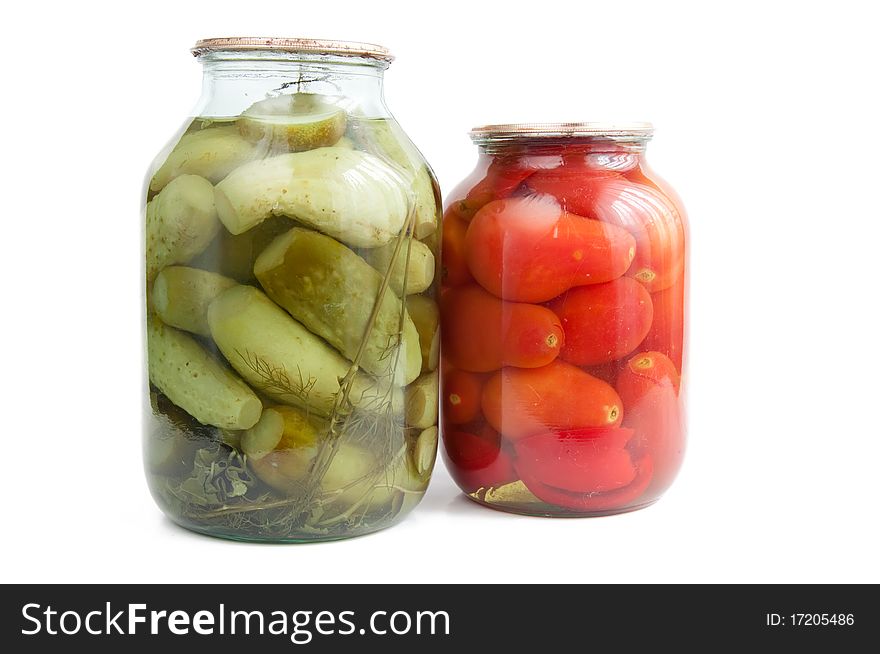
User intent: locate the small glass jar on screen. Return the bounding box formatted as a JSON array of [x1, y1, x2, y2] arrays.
[[143, 38, 441, 542], [440, 123, 687, 517]]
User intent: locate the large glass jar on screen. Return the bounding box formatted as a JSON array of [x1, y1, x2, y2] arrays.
[[440, 123, 687, 517], [143, 38, 441, 542]]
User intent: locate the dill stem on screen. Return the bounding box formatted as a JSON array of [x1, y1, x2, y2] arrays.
[[291, 202, 418, 521]]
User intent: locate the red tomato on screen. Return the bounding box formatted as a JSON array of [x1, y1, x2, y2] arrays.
[[443, 424, 517, 492], [518, 455, 654, 512], [441, 285, 564, 372], [582, 177, 685, 293], [616, 351, 681, 402], [548, 277, 653, 366], [441, 211, 474, 287], [452, 156, 553, 220], [617, 351, 685, 496], [525, 162, 621, 215], [442, 368, 487, 424], [641, 275, 686, 372], [526, 172, 684, 293], [514, 427, 637, 493], [442, 200, 470, 224], [465, 195, 636, 303], [482, 361, 623, 440]]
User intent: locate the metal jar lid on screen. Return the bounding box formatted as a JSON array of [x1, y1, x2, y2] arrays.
[[191, 37, 394, 63], [470, 122, 654, 143]]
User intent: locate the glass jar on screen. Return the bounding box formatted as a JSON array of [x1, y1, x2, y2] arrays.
[[143, 38, 441, 542], [440, 123, 687, 517]]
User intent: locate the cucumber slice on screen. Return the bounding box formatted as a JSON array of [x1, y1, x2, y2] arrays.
[[239, 94, 347, 151]]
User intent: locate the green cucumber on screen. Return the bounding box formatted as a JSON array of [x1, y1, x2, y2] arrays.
[[405, 370, 439, 429], [145, 175, 218, 282], [255, 228, 421, 385], [207, 285, 393, 417], [238, 93, 347, 151], [152, 266, 236, 336], [405, 294, 439, 372], [150, 125, 258, 192], [147, 319, 262, 430], [359, 238, 435, 296], [214, 147, 408, 246]]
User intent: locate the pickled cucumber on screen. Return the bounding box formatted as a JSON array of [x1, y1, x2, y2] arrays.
[[419, 226, 440, 259], [213, 147, 408, 246], [207, 285, 393, 417], [412, 426, 439, 477], [405, 370, 439, 429], [152, 266, 236, 336], [359, 238, 435, 296], [189, 216, 295, 282], [320, 442, 426, 516], [254, 228, 421, 385], [238, 94, 347, 151], [240, 408, 284, 461], [150, 125, 258, 192], [273, 405, 321, 448], [405, 295, 440, 371], [349, 117, 440, 239], [249, 405, 322, 494], [145, 175, 219, 282], [147, 319, 262, 429]]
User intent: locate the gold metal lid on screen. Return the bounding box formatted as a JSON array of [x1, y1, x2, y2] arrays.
[[470, 122, 654, 141], [191, 37, 394, 63]]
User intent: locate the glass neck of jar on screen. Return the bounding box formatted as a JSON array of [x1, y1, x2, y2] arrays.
[[476, 137, 649, 158], [193, 50, 390, 118]]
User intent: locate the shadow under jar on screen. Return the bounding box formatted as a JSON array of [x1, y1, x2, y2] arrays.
[[143, 38, 442, 542], [440, 122, 687, 517]]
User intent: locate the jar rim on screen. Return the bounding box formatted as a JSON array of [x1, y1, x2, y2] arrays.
[[191, 37, 394, 63], [470, 122, 654, 142]]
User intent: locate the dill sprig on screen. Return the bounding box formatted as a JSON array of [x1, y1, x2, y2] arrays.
[[235, 349, 318, 404]]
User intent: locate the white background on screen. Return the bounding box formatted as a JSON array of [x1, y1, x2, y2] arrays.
[[2, 0, 878, 584]]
